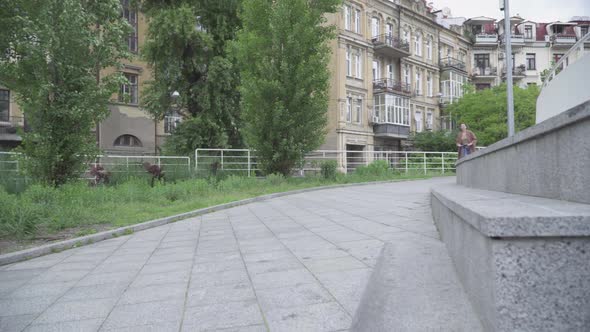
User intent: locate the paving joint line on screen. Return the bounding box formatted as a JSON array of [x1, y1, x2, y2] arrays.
[[20, 234, 134, 331], [178, 216, 204, 332], [96, 224, 176, 332]]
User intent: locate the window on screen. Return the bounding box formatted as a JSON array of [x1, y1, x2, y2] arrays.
[[386, 23, 393, 37], [403, 30, 410, 44], [511, 53, 515, 69], [372, 60, 380, 81], [121, 0, 138, 53], [474, 53, 490, 70], [414, 34, 422, 56], [354, 51, 362, 78], [114, 135, 142, 147], [415, 70, 422, 95], [344, 5, 351, 30], [164, 112, 182, 134], [346, 97, 352, 122], [346, 47, 351, 76], [119, 73, 138, 104], [427, 72, 433, 97], [526, 53, 536, 70], [386, 63, 394, 80], [581, 26, 589, 37], [354, 9, 361, 33], [472, 24, 482, 35], [0, 89, 9, 122], [355, 98, 362, 124], [373, 94, 410, 126], [554, 25, 564, 34], [371, 17, 380, 38], [414, 109, 423, 132], [426, 38, 432, 60], [403, 65, 410, 86], [524, 25, 533, 39], [426, 111, 433, 130]]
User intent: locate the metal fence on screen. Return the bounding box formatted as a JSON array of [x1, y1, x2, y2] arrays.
[[0, 153, 191, 177], [195, 148, 459, 176]]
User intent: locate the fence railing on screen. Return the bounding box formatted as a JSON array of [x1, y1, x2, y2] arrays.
[[0, 153, 191, 177], [195, 148, 459, 177]]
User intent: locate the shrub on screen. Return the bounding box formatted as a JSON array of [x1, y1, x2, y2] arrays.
[[89, 164, 111, 186], [320, 160, 338, 180], [410, 130, 458, 152]]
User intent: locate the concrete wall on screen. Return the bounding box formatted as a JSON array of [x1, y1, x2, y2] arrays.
[[457, 100, 590, 205], [431, 184, 590, 331], [536, 53, 590, 123]]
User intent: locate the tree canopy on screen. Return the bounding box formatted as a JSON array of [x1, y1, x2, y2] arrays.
[[140, 0, 242, 155], [0, 0, 131, 185], [235, 0, 341, 175], [446, 84, 539, 146]]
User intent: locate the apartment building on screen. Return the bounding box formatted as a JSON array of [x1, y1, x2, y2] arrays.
[[0, 0, 173, 154], [2, 0, 588, 159]]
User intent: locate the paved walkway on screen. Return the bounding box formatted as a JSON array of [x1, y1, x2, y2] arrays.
[[0, 177, 454, 332]]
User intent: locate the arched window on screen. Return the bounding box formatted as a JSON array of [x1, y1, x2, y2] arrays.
[[114, 135, 142, 147]]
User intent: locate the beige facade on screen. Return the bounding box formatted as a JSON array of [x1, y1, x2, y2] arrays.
[[1, 2, 169, 154]]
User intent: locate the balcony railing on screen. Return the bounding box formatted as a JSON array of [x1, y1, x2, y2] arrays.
[[475, 33, 498, 44], [551, 34, 577, 44], [439, 57, 466, 71], [500, 34, 525, 45], [471, 66, 497, 77], [502, 65, 526, 77], [373, 78, 412, 96], [371, 34, 410, 58]]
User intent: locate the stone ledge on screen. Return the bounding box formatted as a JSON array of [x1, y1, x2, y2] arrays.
[[457, 99, 590, 166], [0, 177, 437, 266], [432, 183, 590, 237], [351, 235, 483, 331]]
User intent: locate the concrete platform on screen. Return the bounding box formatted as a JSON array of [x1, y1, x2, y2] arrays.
[[351, 234, 483, 332], [0, 178, 456, 332], [432, 183, 590, 332]]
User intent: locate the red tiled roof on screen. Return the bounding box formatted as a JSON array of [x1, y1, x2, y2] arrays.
[[536, 23, 548, 41]]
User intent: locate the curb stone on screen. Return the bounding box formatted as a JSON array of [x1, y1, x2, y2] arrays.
[[0, 177, 441, 266]]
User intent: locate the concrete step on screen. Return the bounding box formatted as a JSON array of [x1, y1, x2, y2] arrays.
[[351, 232, 483, 332]]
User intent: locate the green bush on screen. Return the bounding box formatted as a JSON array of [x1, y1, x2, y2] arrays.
[[320, 160, 338, 180], [410, 130, 458, 152]]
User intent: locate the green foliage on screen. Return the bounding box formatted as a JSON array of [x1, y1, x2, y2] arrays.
[[0, 0, 131, 186], [354, 160, 391, 177], [235, 0, 341, 176], [320, 160, 338, 180], [446, 83, 539, 146], [410, 130, 458, 152], [140, 0, 243, 155]]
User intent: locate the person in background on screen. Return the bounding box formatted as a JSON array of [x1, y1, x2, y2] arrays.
[[456, 123, 477, 159]]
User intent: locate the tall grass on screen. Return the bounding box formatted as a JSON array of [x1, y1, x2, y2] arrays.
[[0, 164, 451, 241]]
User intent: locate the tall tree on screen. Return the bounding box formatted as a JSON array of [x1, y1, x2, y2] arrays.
[[140, 0, 242, 155], [447, 84, 539, 146], [0, 0, 131, 186], [235, 0, 340, 176]]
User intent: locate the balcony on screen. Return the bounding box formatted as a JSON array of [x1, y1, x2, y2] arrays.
[[471, 66, 497, 78], [0, 116, 25, 143], [439, 57, 466, 72], [502, 65, 526, 79], [475, 33, 498, 45], [373, 79, 412, 96], [499, 34, 525, 46], [371, 34, 411, 58], [373, 123, 410, 139], [551, 34, 577, 47]]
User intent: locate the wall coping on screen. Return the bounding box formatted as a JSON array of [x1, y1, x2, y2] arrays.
[[456, 99, 590, 166], [432, 183, 590, 237]]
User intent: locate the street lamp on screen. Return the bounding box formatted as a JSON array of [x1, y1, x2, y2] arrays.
[[501, 0, 515, 137], [171, 90, 180, 101]]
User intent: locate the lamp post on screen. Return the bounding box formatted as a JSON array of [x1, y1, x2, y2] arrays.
[[501, 0, 515, 137]]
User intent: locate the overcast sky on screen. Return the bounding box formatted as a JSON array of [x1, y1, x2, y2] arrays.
[[431, 0, 590, 23]]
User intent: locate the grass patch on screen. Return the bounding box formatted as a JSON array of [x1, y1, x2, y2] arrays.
[[0, 169, 452, 245]]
